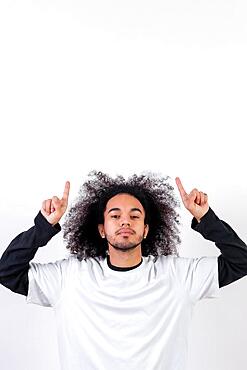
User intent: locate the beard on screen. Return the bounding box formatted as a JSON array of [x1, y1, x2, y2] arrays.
[[106, 234, 145, 253]]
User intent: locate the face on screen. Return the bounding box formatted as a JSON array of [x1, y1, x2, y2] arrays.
[[98, 193, 149, 253]]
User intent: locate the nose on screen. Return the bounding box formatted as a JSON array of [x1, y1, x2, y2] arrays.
[[121, 221, 131, 227], [120, 216, 131, 227]]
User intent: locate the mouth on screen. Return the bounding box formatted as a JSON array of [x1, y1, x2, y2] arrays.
[[117, 229, 134, 235]]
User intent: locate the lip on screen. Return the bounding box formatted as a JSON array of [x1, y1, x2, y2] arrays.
[[117, 229, 134, 235]]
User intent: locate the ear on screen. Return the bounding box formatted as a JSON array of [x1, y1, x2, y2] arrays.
[[98, 224, 105, 238], [144, 224, 149, 239]]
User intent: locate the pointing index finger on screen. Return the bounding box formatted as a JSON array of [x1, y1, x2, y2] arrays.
[[62, 181, 70, 201], [175, 177, 187, 200]]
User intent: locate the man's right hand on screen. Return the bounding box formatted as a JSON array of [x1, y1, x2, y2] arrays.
[[40, 181, 70, 226]]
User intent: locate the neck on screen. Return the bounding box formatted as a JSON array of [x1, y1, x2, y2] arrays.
[[108, 246, 142, 268]]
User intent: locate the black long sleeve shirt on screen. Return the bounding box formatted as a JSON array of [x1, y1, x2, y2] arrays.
[[0, 207, 247, 297]]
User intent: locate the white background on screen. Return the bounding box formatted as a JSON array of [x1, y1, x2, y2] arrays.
[[0, 0, 247, 369]]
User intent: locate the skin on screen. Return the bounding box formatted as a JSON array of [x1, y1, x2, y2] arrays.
[[40, 177, 210, 268], [175, 177, 209, 222], [98, 193, 149, 268], [40, 181, 70, 226]]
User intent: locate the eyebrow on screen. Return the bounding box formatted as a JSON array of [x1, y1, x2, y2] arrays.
[[107, 207, 143, 214]]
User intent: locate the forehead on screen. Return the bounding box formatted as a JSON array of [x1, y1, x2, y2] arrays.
[[105, 193, 144, 211]]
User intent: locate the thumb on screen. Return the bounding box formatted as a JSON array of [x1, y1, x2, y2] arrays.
[[51, 196, 60, 209], [191, 189, 197, 200], [187, 189, 197, 207], [190, 189, 201, 206]]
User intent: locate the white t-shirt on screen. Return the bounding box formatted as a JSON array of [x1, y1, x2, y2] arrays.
[[26, 254, 219, 370]]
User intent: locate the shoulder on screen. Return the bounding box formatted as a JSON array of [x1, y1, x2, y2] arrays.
[[152, 254, 217, 276]]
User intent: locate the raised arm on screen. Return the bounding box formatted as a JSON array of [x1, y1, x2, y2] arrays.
[[175, 177, 247, 288], [0, 181, 70, 296], [191, 208, 247, 287]]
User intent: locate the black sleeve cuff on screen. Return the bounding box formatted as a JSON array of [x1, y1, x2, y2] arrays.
[[191, 207, 217, 232], [190, 207, 246, 246], [34, 211, 61, 246]]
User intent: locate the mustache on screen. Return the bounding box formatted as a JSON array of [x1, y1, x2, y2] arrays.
[[116, 228, 135, 234]]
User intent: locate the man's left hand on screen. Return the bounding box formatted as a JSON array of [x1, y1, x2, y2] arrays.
[[175, 177, 209, 222]]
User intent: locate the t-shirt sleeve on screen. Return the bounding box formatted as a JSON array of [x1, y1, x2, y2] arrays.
[[172, 256, 220, 304], [26, 257, 72, 307]]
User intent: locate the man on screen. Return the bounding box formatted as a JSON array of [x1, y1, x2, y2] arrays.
[[0, 171, 247, 370]]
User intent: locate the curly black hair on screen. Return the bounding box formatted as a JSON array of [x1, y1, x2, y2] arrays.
[[63, 170, 181, 261]]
